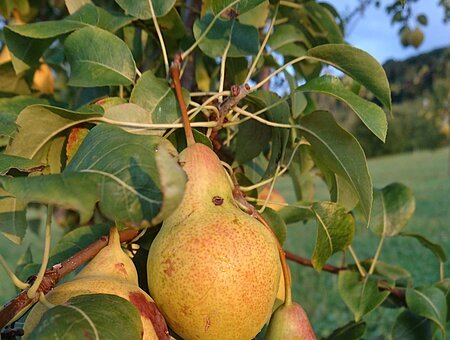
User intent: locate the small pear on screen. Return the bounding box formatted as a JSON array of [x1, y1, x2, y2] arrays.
[[410, 28, 424, 48], [24, 228, 169, 340], [265, 302, 316, 340], [147, 143, 281, 339], [258, 186, 287, 211]]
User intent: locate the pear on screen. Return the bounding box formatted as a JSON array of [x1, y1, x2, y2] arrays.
[[24, 228, 169, 340], [258, 186, 287, 211], [410, 28, 424, 48], [147, 143, 281, 339], [265, 302, 316, 340]]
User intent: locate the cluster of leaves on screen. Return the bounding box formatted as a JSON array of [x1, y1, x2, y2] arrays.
[[0, 0, 448, 338]]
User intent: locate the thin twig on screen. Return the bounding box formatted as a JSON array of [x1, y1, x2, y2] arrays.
[[148, 0, 169, 77], [245, 3, 279, 83]]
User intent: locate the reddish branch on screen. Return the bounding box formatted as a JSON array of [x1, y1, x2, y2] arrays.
[[285, 251, 344, 274], [285, 251, 406, 306], [0, 229, 139, 329]]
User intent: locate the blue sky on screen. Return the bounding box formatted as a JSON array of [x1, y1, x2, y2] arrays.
[[333, 0, 450, 63]]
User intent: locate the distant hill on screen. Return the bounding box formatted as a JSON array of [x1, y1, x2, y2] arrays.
[[383, 47, 449, 103]]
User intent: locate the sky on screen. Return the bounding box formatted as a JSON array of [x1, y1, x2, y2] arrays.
[[333, 0, 450, 63]]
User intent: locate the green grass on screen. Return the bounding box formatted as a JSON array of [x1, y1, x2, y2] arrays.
[[279, 146, 450, 338], [1, 147, 449, 337]]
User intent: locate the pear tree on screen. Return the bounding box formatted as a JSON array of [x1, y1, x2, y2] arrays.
[[0, 0, 448, 339]]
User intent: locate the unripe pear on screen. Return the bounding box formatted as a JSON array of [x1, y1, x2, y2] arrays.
[[147, 143, 281, 339], [24, 228, 169, 340], [400, 27, 411, 47], [265, 302, 316, 340], [410, 28, 424, 48]]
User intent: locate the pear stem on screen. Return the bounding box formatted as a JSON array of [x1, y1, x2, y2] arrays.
[[171, 56, 195, 147]]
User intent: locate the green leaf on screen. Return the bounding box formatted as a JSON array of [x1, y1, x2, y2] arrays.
[[391, 310, 432, 340], [435, 279, 450, 322], [103, 103, 156, 133], [304, 1, 344, 44], [261, 207, 287, 245], [193, 14, 259, 58], [300, 111, 372, 221], [210, 0, 266, 15], [0, 96, 48, 137], [311, 202, 354, 271], [417, 14, 428, 26], [400, 233, 447, 262], [0, 191, 27, 244], [246, 91, 290, 178], [369, 183, 415, 237], [5, 105, 101, 159], [115, 0, 176, 19], [268, 24, 310, 56], [278, 202, 314, 224], [67, 4, 133, 32], [0, 154, 44, 175], [297, 75, 387, 141], [29, 294, 143, 340], [1, 124, 187, 226], [406, 287, 447, 337], [66, 0, 92, 14], [3, 29, 54, 74], [64, 26, 136, 87], [306, 44, 392, 111], [130, 71, 190, 124], [360, 260, 411, 284], [48, 225, 110, 265], [234, 119, 272, 165], [338, 271, 390, 321], [324, 320, 366, 340], [0, 63, 31, 95]]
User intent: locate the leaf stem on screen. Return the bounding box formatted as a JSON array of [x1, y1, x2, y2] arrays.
[[258, 163, 281, 214], [170, 57, 195, 146], [240, 141, 302, 191], [244, 3, 279, 84], [233, 106, 298, 129], [368, 234, 385, 275], [27, 205, 53, 299], [219, 29, 233, 103], [148, 0, 169, 77], [0, 255, 29, 290], [181, 0, 240, 60], [348, 245, 366, 277], [280, 1, 303, 9]]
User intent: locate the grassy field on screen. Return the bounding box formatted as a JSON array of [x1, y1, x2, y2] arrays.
[[1, 147, 449, 337], [280, 146, 449, 338]]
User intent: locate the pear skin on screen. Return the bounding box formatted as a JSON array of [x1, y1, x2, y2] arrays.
[[24, 228, 168, 340], [265, 303, 316, 340], [147, 144, 281, 339]]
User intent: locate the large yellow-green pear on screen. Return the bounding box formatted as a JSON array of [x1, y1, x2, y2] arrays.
[[147, 143, 281, 339], [24, 228, 169, 340]]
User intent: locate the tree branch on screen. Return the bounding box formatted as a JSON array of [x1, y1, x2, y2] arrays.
[[284, 250, 406, 306], [285, 251, 344, 274], [0, 228, 140, 329]]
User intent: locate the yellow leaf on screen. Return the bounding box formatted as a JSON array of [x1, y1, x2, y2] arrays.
[[0, 47, 12, 65]]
